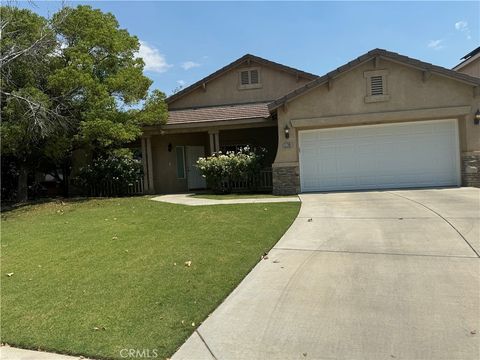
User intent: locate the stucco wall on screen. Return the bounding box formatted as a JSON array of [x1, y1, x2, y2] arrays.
[[169, 63, 311, 109], [274, 58, 480, 166], [151, 132, 209, 193]]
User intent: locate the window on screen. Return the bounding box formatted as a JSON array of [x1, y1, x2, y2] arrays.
[[364, 70, 389, 103], [175, 146, 185, 179], [238, 68, 262, 89]]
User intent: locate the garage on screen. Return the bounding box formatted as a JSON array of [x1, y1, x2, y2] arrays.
[[298, 119, 460, 192]]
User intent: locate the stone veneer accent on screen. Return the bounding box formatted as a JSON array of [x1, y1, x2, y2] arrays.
[[272, 165, 300, 195], [461, 152, 480, 187], [273, 154, 480, 194]]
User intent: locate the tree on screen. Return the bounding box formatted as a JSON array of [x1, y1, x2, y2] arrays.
[[1, 5, 167, 201], [1, 6, 61, 201]]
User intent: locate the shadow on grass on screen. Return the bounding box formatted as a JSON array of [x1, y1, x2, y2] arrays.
[[1, 197, 93, 214]]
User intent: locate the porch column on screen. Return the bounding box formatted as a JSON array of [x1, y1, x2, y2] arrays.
[[141, 136, 149, 191], [209, 131, 215, 155], [146, 136, 154, 193], [214, 132, 220, 152], [141, 136, 154, 194], [208, 130, 220, 154]]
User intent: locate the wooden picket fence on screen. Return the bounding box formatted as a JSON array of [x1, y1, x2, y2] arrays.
[[88, 177, 144, 197], [222, 167, 273, 192]]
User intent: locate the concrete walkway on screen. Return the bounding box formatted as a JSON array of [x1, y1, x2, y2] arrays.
[[0, 347, 84, 360], [173, 187, 480, 360], [151, 193, 299, 206]]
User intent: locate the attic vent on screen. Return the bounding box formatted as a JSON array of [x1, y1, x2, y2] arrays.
[[250, 70, 259, 84], [238, 68, 262, 89], [370, 75, 384, 95], [364, 70, 389, 103], [240, 71, 250, 85]]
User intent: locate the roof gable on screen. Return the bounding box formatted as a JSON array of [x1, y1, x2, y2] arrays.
[[269, 48, 480, 111], [166, 54, 317, 105]]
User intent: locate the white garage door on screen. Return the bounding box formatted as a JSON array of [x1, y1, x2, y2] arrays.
[[299, 119, 460, 192]]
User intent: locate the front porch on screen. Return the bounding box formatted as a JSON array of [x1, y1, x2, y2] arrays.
[[141, 124, 278, 194]]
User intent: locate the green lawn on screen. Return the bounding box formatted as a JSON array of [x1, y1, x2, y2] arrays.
[[1, 197, 299, 359], [191, 193, 298, 200]]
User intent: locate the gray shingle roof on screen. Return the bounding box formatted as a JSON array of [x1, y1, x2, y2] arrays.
[[167, 102, 271, 125]]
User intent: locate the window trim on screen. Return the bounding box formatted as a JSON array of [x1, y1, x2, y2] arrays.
[[238, 67, 262, 90], [364, 69, 390, 103], [175, 146, 186, 179]]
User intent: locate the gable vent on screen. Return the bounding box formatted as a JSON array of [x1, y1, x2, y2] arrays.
[[240, 71, 250, 85], [250, 70, 259, 84], [370, 75, 384, 95]]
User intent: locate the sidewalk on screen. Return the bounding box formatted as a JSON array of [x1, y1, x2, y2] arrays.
[[151, 193, 299, 206], [0, 347, 85, 360]]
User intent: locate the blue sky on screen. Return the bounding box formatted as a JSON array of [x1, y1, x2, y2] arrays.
[[20, 1, 480, 95]]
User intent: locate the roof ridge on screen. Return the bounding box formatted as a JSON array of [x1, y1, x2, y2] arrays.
[[269, 48, 480, 111], [166, 54, 318, 105]]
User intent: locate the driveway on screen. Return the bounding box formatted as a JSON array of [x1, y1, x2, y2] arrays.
[[173, 188, 480, 360]]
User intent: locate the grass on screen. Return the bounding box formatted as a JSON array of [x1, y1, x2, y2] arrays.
[[1, 197, 299, 360], [191, 193, 298, 200]]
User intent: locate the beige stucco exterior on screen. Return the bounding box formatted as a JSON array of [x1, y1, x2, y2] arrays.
[[142, 56, 311, 194], [168, 62, 311, 109], [143, 51, 480, 195], [150, 132, 209, 193], [273, 58, 480, 171]]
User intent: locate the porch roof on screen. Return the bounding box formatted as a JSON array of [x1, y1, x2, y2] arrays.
[[166, 102, 271, 125]]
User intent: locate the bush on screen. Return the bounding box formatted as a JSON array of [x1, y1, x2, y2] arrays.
[[197, 146, 265, 194], [1, 156, 19, 202], [74, 151, 142, 196]]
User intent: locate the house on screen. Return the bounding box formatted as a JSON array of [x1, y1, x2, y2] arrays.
[[141, 48, 480, 195], [453, 46, 480, 78]]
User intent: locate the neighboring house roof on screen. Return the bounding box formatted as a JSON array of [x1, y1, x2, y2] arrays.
[[460, 47, 480, 60], [453, 46, 480, 71], [269, 48, 480, 111], [166, 102, 271, 125], [166, 54, 318, 105]]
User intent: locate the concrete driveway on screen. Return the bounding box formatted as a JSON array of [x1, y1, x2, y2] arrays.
[[173, 188, 480, 360]]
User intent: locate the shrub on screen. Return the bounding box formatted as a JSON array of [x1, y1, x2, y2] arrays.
[[197, 146, 265, 194], [74, 151, 142, 196]]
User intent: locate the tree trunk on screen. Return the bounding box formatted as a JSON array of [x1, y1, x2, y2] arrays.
[[17, 163, 28, 202]]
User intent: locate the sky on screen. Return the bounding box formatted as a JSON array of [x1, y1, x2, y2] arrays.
[[18, 1, 480, 95]]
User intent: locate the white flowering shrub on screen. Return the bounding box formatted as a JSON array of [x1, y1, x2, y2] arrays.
[[74, 150, 142, 196], [196, 146, 266, 194]]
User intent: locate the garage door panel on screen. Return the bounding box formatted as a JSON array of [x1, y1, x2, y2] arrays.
[[299, 120, 459, 192]]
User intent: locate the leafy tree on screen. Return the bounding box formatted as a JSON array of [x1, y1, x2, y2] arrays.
[[1, 6, 60, 201], [0, 5, 167, 202]]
